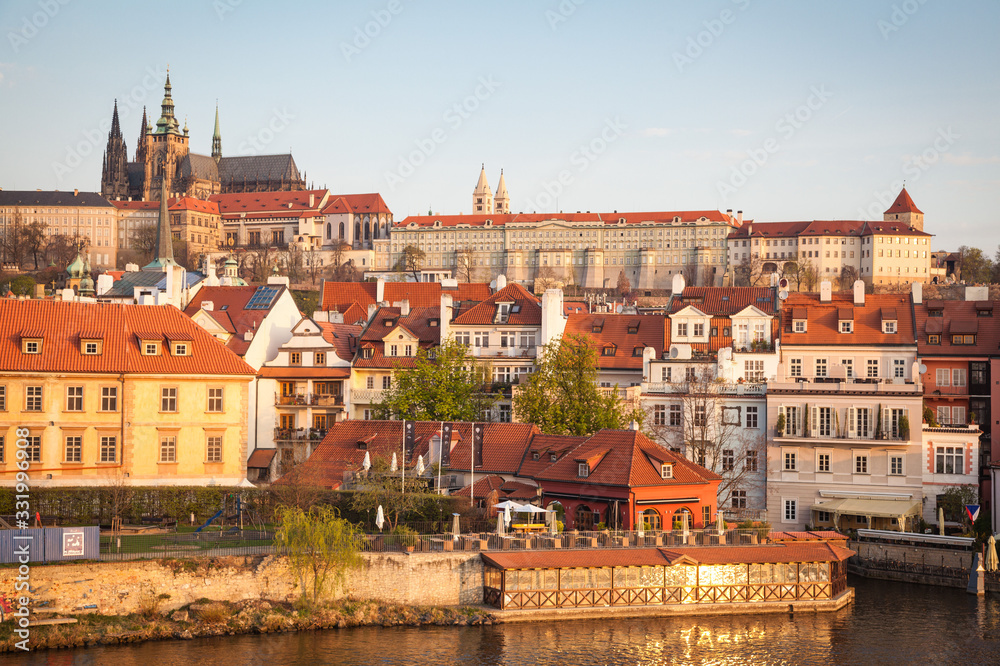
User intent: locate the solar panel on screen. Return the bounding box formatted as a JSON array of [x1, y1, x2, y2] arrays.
[[245, 286, 279, 310]]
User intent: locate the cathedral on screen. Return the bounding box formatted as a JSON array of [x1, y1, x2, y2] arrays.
[[101, 72, 306, 201]]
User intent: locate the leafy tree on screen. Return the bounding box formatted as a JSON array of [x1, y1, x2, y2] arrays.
[[291, 289, 320, 317], [514, 333, 644, 436], [373, 339, 499, 422], [958, 245, 993, 284], [938, 484, 978, 532], [274, 505, 364, 607]]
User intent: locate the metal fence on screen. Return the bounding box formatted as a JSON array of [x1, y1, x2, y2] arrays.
[[99, 530, 276, 561]]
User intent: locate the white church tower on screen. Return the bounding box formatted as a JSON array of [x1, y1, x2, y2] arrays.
[[473, 164, 494, 214]]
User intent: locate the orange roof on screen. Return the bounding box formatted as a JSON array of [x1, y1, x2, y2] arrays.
[[914, 300, 1000, 354], [184, 285, 290, 357], [728, 219, 930, 239], [354, 306, 442, 368], [396, 210, 733, 229], [452, 283, 541, 326], [781, 292, 915, 346], [563, 314, 668, 370], [884, 187, 923, 215], [258, 367, 350, 379], [210, 190, 328, 216], [318, 322, 362, 362], [0, 300, 255, 376], [320, 192, 392, 215], [320, 281, 491, 312], [111, 197, 219, 214], [671, 287, 777, 316], [452, 474, 506, 498]]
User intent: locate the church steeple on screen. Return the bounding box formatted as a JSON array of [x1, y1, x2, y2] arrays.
[[135, 106, 148, 162], [100, 100, 129, 200], [143, 172, 179, 271], [494, 169, 510, 214], [154, 70, 181, 136], [472, 163, 493, 214], [211, 103, 222, 162]]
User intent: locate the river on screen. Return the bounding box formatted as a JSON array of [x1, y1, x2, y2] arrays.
[[7, 577, 1000, 665]]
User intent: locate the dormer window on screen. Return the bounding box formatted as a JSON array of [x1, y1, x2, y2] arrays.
[[577, 462, 589, 478], [602, 345, 616, 356], [661, 463, 673, 479], [627, 322, 639, 334], [532, 451, 540, 461], [592, 318, 604, 333], [172, 342, 189, 356], [927, 334, 940, 345], [549, 452, 558, 462], [677, 323, 688, 336], [632, 346, 644, 357], [22, 338, 42, 354], [82, 340, 102, 355], [794, 320, 806, 333], [362, 346, 374, 359], [883, 321, 897, 334], [142, 340, 160, 355], [839, 321, 853, 334]]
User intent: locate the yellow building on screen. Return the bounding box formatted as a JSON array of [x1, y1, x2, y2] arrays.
[[0, 299, 255, 486]]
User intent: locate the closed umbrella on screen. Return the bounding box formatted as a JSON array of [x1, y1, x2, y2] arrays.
[[375, 505, 385, 532], [391, 452, 398, 473], [416, 455, 425, 476], [987, 535, 999, 573], [496, 511, 506, 536], [362, 451, 371, 472], [717, 512, 725, 533]]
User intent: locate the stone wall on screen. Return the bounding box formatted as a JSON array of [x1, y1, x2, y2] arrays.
[[850, 541, 974, 569], [0, 552, 483, 616]]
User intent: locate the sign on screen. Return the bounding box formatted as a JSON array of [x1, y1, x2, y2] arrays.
[[966, 505, 981, 523], [62, 530, 85, 557]]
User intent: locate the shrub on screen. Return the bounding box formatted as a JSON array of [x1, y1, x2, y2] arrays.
[[775, 413, 786, 436], [136, 588, 166, 619], [197, 602, 230, 624]]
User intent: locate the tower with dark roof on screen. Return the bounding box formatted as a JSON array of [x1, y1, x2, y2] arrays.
[[100, 100, 130, 200], [211, 104, 222, 163], [884, 187, 924, 231]]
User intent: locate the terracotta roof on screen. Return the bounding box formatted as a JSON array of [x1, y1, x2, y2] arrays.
[[518, 434, 589, 478], [258, 367, 350, 379], [452, 475, 506, 498], [500, 480, 541, 500], [884, 187, 923, 215], [210, 190, 328, 216], [0, 300, 255, 376], [914, 300, 1000, 353], [481, 542, 854, 570], [320, 192, 392, 215], [354, 306, 441, 368], [318, 322, 362, 362], [452, 283, 541, 326], [247, 449, 277, 468], [728, 219, 930, 239], [563, 301, 589, 315], [321, 281, 491, 312], [671, 287, 778, 316], [112, 197, 220, 214], [447, 423, 540, 475], [396, 210, 733, 229], [184, 285, 290, 356], [563, 314, 667, 370], [781, 293, 915, 346]]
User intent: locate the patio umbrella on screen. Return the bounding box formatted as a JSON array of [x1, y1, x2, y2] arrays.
[[452, 513, 461, 539], [493, 500, 523, 512], [416, 455, 425, 476], [375, 505, 385, 532], [496, 511, 506, 536], [504, 504, 512, 527], [390, 452, 398, 473], [987, 536, 999, 573], [362, 451, 371, 472], [717, 512, 725, 532]]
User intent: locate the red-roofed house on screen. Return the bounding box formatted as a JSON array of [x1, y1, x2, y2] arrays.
[[0, 300, 256, 486]]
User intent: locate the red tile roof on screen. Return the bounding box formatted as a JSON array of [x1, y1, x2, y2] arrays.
[[247, 448, 277, 468], [884, 187, 923, 215], [354, 306, 441, 368], [0, 300, 255, 376], [210, 190, 328, 216], [448, 423, 540, 475], [914, 300, 1000, 354], [396, 210, 733, 229], [258, 366, 350, 379], [320, 192, 392, 215], [112, 197, 220, 214], [452, 283, 541, 326], [728, 219, 930, 239], [500, 480, 541, 500], [452, 475, 507, 498], [319, 322, 362, 362], [563, 301, 589, 315], [563, 314, 668, 370], [781, 292, 915, 346], [184, 285, 290, 357], [320, 281, 491, 312], [671, 287, 778, 316]]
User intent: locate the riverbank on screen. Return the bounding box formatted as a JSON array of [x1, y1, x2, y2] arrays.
[[0, 598, 495, 653]]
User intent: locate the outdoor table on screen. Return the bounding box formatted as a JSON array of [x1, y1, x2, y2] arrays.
[[428, 537, 454, 552], [539, 536, 562, 549], [511, 523, 546, 534]]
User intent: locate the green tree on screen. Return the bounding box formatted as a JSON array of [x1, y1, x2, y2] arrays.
[[958, 245, 993, 284], [938, 484, 978, 531], [350, 457, 436, 531], [373, 339, 499, 422], [514, 333, 644, 436], [274, 505, 364, 608]]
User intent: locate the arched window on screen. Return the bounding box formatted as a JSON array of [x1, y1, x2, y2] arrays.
[[355, 222, 361, 242], [641, 508, 661, 531], [672, 508, 692, 530], [574, 504, 596, 531], [339, 222, 345, 239], [373, 224, 380, 240], [364, 221, 370, 240], [326, 223, 331, 239]]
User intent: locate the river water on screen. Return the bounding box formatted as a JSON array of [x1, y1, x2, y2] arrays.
[[7, 577, 1000, 665]]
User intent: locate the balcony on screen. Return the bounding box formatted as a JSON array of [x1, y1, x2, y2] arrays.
[[769, 379, 921, 395], [353, 388, 386, 403], [277, 393, 344, 407], [644, 382, 766, 396], [274, 427, 327, 443], [732, 341, 776, 354], [775, 430, 908, 444]]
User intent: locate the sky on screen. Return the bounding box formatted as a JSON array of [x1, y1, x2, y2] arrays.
[[1, 0, 998, 250]]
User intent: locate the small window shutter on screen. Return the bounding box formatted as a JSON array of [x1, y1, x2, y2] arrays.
[[847, 407, 856, 439], [810, 406, 819, 438]]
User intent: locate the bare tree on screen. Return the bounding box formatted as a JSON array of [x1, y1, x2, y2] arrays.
[[395, 245, 426, 282], [534, 265, 558, 293], [838, 265, 860, 291], [45, 234, 87, 268], [800, 257, 819, 292], [616, 270, 631, 298], [700, 265, 717, 288], [0, 208, 27, 267], [682, 262, 699, 287], [734, 254, 764, 286], [646, 366, 765, 511], [456, 247, 476, 282]]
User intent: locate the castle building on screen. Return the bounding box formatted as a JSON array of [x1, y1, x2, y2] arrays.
[[101, 72, 306, 202], [471, 165, 509, 214]]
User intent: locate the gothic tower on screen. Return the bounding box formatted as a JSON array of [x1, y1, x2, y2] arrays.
[[100, 100, 129, 200], [473, 164, 493, 214], [141, 71, 190, 200], [494, 169, 510, 214], [211, 104, 222, 162]]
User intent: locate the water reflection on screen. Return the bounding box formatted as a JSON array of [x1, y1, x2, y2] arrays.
[[5, 578, 1000, 666]]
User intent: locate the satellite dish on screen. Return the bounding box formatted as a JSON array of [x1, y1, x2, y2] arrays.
[[779, 290, 789, 300], [918, 364, 927, 374], [778, 278, 789, 289], [670, 346, 679, 359], [615, 304, 623, 313]]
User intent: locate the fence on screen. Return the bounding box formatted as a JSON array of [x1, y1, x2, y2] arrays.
[[99, 530, 276, 562], [0, 527, 100, 564]]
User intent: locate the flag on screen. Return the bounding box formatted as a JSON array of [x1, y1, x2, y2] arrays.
[[441, 422, 452, 467], [473, 423, 484, 468], [404, 421, 415, 462], [966, 504, 981, 522]]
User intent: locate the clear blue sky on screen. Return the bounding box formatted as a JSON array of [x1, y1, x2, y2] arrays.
[[1, 0, 998, 250]]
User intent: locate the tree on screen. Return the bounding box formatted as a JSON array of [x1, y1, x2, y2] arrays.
[[45, 234, 87, 269], [514, 333, 644, 436], [938, 484, 978, 531], [23, 221, 46, 269], [682, 262, 699, 287], [838, 265, 860, 291], [329, 258, 363, 282], [0, 208, 27, 266], [395, 245, 426, 282], [131, 224, 159, 264], [616, 270, 631, 298], [274, 505, 364, 607], [534, 265, 558, 293], [456, 247, 476, 282], [799, 257, 819, 292], [373, 339, 499, 422], [350, 457, 432, 531], [645, 365, 765, 510], [957, 245, 993, 284], [700, 265, 717, 288], [734, 254, 763, 287]]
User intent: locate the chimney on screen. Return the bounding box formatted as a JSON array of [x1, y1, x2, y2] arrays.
[[630, 420, 640, 431], [376, 278, 385, 303], [853, 280, 865, 306], [309, 193, 315, 207], [328, 311, 344, 324], [440, 293, 453, 343], [243, 330, 254, 341], [313, 310, 329, 323], [819, 281, 832, 302], [495, 274, 507, 291], [398, 299, 410, 317], [367, 303, 378, 321], [912, 281, 922, 305], [671, 273, 685, 295], [540, 288, 567, 347], [73, 189, 79, 196], [203, 300, 214, 311], [737, 210, 743, 224]]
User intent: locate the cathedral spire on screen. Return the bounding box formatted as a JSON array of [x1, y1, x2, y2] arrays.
[[135, 106, 148, 162], [472, 163, 493, 214], [100, 99, 129, 200], [212, 103, 222, 162], [143, 171, 179, 271], [494, 168, 510, 214], [154, 70, 180, 135]]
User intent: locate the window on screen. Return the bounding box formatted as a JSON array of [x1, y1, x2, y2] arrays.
[[25, 436, 41, 462], [172, 342, 188, 356], [793, 320, 806, 333], [314, 352, 326, 365], [0, 385, 5, 411], [382, 376, 391, 390], [160, 435, 176, 462], [817, 452, 831, 473], [936, 446, 962, 474], [952, 334, 976, 345], [783, 450, 797, 471], [790, 359, 802, 377], [815, 511, 832, 523], [867, 359, 879, 378], [669, 404, 681, 427], [677, 323, 688, 336], [66, 386, 84, 411], [661, 463, 673, 479], [405, 345, 413, 356], [693, 323, 704, 337], [928, 334, 940, 345], [731, 490, 747, 509], [498, 404, 511, 422], [842, 359, 853, 378], [661, 366, 672, 382], [25, 385, 42, 411], [578, 462, 589, 478], [207, 387, 223, 413], [745, 450, 758, 472], [455, 331, 470, 346], [893, 359, 905, 379], [100, 436, 116, 463], [745, 360, 764, 382], [474, 331, 490, 348], [519, 332, 536, 349], [290, 351, 302, 365], [143, 341, 160, 355], [161, 387, 177, 412], [815, 359, 828, 377], [952, 368, 967, 387], [783, 499, 797, 522], [722, 449, 734, 471], [83, 340, 101, 355], [389, 344, 397, 357], [890, 454, 904, 476], [854, 453, 869, 474], [883, 321, 897, 334], [366, 376, 374, 389], [654, 405, 666, 426], [206, 436, 223, 463], [839, 320, 853, 334], [694, 405, 707, 427], [702, 506, 711, 526], [65, 435, 82, 463], [685, 367, 697, 382], [746, 406, 758, 428]]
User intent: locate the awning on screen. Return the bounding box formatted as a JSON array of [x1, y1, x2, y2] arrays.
[[247, 449, 277, 468], [812, 498, 921, 519]]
